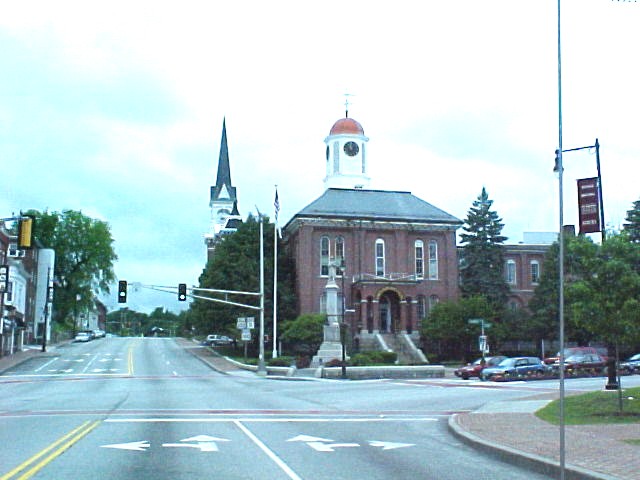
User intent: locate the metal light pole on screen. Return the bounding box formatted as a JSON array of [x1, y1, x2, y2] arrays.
[[258, 216, 266, 376], [557, 1, 566, 478]]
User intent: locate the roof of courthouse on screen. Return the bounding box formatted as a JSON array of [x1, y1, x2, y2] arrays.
[[290, 188, 463, 225]]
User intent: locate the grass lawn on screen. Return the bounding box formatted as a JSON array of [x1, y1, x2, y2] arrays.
[[536, 386, 640, 425]]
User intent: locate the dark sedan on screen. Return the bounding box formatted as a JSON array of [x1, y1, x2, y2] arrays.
[[480, 357, 547, 381], [553, 354, 606, 376], [620, 354, 640, 374], [454, 356, 507, 380]]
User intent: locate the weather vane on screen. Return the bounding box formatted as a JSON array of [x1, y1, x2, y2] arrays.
[[344, 93, 355, 118]]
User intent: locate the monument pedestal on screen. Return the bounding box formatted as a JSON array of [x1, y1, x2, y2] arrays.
[[311, 323, 345, 367]]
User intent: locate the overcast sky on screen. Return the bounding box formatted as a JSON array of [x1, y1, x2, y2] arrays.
[[2, 1, 639, 313]]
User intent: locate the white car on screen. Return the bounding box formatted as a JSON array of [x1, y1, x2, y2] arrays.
[[74, 331, 92, 342]]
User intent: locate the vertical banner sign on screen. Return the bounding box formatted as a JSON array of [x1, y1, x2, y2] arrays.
[[577, 177, 601, 234]]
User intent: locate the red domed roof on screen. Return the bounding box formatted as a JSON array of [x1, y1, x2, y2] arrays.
[[329, 117, 364, 136]]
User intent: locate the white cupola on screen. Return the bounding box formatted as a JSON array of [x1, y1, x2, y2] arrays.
[[323, 115, 370, 190]]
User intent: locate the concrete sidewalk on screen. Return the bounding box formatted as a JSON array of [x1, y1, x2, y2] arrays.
[[449, 397, 640, 480]]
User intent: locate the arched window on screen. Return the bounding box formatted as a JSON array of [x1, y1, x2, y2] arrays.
[[320, 236, 330, 276], [375, 239, 385, 277], [416, 295, 426, 320], [335, 236, 345, 276], [530, 260, 540, 285], [506, 259, 516, 285], [415, 240, 424, 279], [333, 142, 340, 173], [428, 240, 438, 280]]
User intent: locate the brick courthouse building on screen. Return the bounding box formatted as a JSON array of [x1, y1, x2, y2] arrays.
[[282, 115, 463, 348]]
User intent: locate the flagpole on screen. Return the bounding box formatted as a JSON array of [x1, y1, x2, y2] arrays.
[[272, 186, 279, 358]]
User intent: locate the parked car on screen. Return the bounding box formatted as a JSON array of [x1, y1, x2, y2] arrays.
[[74, 331, 92, 342], [620, 353, 640, 374], [543, 346, 607, 365], [480, 356, 547, 381], [552, 353, 607, 376], [93, 329, 106, 338], [205, 334, 233, 346], [454, 356, 507, 380]]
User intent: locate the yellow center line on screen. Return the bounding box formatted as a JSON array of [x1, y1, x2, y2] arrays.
[[0, 420, 100, 480]]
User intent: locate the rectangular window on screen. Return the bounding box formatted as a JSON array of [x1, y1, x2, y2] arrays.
[[335, 237, 344, 276], [531, 262, 540, 284], [320, 237, 330, 276], [506, 260, 516, 285], [415, 242, 424, 279], [428, 241, 438, 280], [375, 240, 385, 276]]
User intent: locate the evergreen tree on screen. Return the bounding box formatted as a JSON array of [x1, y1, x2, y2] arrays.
[[623, 198, 640, 243], [459, 188, 509, 309]]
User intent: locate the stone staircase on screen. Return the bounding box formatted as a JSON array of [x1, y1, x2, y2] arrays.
[[357, 332, 427, 365]]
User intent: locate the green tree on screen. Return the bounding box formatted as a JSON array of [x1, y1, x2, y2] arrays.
[[106, 308, 148, 336], [528, 233, 600, 345], [280, 313, 325, 356], [421, 296, 493, 361], [28, 209, 117, 328], [567, 234, 640, 347], [189, 215, 297, 344], [459, 187, 509, 310], [623, 198, 640, 244]]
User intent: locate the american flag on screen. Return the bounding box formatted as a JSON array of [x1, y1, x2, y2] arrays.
[[274, 188, 280, 221]]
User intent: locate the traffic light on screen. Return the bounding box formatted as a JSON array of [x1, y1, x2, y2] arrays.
[[178, 283, 187, 301], [118, 280, 127, 303], [18, 216, 34, 249]]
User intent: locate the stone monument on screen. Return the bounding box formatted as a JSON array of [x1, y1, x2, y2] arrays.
[[311, 259, 346, 367]]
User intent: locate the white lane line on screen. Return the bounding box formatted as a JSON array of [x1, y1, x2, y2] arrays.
[[104, 417, 440, 423], [233, 420, 302, 480], [34, 357, 59, 373], [82, 354, 100, 373]]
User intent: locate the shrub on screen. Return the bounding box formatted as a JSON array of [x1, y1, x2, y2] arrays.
[[268, 356, 294, 367], [348, 351, 397, 366]]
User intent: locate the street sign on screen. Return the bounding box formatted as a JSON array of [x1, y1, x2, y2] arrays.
[[241, 328, 251, 341], [479, 335, 488, 353], [246, 317, 255, 329], [236, 317, 246, 329]]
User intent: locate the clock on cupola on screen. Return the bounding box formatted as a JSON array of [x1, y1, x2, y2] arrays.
[[323, 113, 370, 190]]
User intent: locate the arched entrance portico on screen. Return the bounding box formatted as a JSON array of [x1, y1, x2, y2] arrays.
[[377, 289, 401, 333]]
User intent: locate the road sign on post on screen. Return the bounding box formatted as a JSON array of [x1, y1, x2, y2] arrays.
[[236, 317, 246, 330]]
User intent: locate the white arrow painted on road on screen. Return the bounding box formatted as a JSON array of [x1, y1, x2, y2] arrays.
[[287, 435, 334, 443], [369, 440, 415, 450], [102, 441, 150, 451], [162, 435, 230, 452], [306, 442, 360, 452]]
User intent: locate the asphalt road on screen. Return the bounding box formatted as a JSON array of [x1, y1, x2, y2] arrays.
[[0, 337, 580, 480]]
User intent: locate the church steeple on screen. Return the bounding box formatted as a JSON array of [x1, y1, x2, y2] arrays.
[[205, 118, 242, 260], [211, 118, 237, 205]]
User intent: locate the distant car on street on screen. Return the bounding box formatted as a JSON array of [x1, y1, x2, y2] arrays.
[[620, 353, 640, 374], [543, 346, 607, 365], [205, 334, 233, 346], [480, 356, 547, 381], [74, 331, 92, 342], [552, 353, 607, 376], [454, 356, 507, 380]]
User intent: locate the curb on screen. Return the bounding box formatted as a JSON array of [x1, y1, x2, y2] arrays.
[[447, 414, 621, 480]]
